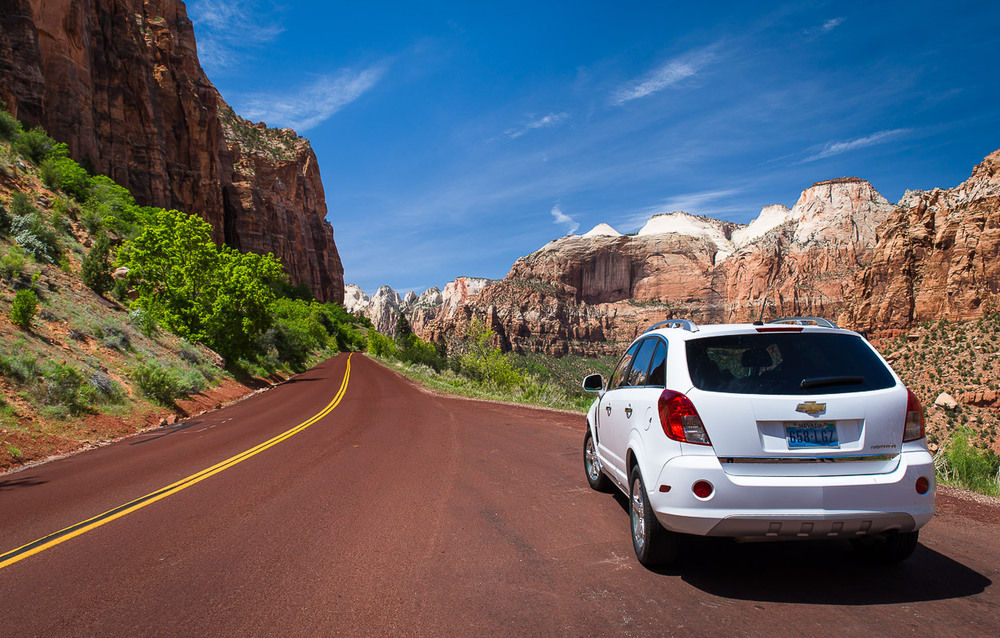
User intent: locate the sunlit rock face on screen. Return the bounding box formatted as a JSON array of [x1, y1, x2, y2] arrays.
[[425, 177, 903, 356], [0, 0, 343, 302], [842, 150, 1000, 333]]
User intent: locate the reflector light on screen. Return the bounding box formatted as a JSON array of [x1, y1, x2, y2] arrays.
[[658, 390, 712, 446], [916, 476, 930, 495], [692, 480, 714, 499], [903, 389, 925, 442], [659, 485, 672, 493]]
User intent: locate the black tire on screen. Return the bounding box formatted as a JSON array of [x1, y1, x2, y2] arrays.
[[583, 430, 613, 492], [629, 465, 679, 567], [851, 530, 920, 563]]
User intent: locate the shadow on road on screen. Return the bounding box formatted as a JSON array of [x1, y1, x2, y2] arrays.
[[129, 420, 204, 446], [610, 491, 990, 604], [671, 537, 990, 604], [0, 476, 47, 491]]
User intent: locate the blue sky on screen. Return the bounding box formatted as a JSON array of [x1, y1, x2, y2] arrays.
[[188, 1, 1000, 296]]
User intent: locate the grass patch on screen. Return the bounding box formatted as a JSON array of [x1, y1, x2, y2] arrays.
[[935, 427, 1000, 496]]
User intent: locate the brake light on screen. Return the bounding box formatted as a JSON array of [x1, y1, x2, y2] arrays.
[[658, 390, 711, 445], [755, 326, 803, 332], [903, 389, 925, 442]]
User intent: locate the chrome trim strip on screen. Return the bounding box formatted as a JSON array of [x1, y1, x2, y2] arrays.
[[719, 454, 899, 464]]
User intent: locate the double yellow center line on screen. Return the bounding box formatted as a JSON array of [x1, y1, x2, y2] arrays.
[[0, 354, 353, 571]]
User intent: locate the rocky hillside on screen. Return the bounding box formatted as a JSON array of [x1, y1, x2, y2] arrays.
[[843, 149, 1000, 332], [424, 177, 896, 356], [0, 0, 343, 302]]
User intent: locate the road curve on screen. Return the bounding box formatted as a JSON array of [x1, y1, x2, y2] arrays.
[[0, 353, 996, 636]]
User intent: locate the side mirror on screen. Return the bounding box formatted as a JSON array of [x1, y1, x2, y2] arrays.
[[582, 373, 605, 393]]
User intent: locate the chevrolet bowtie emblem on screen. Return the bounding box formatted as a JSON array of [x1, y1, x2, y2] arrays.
[[796, 401, 827, 415]]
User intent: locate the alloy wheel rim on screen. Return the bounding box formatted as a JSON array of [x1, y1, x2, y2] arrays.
[[585, 438, 600, 481], [631, 479, 645, 550]]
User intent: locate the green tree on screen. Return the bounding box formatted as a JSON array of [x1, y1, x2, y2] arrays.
[[80, 234, 114, 296], [118, 208, 282, 361], [10, 289, 38, 330], [460, 320, 523, 389], [394, 313, 413, 346]]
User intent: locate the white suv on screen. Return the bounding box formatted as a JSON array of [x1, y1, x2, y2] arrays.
[[582, 318, 935, 566]]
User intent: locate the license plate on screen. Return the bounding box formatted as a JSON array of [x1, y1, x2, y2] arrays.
[[785, 422, 838, 448]]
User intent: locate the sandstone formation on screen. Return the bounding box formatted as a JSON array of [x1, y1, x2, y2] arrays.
[[345, 277, 493, 336], [425, 178, 897, 356], [842, 150, 1000, 332], [0, 0, 343, 302]]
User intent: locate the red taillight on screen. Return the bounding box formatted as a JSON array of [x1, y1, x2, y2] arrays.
[[755, 326, 803, 333], [903, 389, 925, 442], [915, 476, 930, 495], [692, 480, 714, 499], [658, 390, 711, 445]]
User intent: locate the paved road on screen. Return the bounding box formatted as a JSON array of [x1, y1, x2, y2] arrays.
[[0, 353, 996, 636]]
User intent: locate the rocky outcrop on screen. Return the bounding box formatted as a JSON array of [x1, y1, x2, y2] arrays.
[[344, 285, 402, 334], [426, 178, 897, 356], [842, 150, 1000, 333], [0, 0, 343, 302], [345, 277, 493, 336]]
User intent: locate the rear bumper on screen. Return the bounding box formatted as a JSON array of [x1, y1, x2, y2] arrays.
[[648, 450, 935, 539]]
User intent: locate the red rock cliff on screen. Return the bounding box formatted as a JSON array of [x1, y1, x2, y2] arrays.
[[842, 150, 1000, 333], [0, 0, 343, 302], [426, 180, 896, 356]]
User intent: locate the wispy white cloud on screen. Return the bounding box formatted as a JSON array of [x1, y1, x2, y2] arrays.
[[188, 0, 284, 71], [503, 112, 570, 139], [550, 204, 579, 235], [612, 46, 718, 105], [821, 17, 845, 32], [805, 128, 911, 161], [238, 66, 385, 130]]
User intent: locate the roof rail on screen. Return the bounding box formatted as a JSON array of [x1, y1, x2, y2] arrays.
[[768, 316, 839, 329], [644, 319, 699, 333]]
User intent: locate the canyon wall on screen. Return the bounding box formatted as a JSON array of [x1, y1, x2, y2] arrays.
[[0, 0, 343, 302]]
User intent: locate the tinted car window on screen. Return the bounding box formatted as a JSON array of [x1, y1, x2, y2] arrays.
[[610, 341, 640, 389], [647, 340, 667, 387], [627, 338, 658, 386], [686, 333, 896, 395]]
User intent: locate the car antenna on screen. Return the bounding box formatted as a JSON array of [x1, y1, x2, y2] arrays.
[[755, 295, 770, 325]]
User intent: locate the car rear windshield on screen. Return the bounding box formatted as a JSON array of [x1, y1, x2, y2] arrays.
[[685, 332, 896, 395]]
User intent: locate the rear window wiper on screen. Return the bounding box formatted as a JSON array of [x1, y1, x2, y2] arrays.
[[800, 376, 865, 389]]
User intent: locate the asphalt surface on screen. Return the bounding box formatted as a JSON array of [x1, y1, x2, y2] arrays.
[[0, 353, 996, 637]]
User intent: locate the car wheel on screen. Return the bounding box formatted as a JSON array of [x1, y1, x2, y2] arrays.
[[584, 430, 613, 492], [629, 465, 679, 566], [851, 530, 920, 563]]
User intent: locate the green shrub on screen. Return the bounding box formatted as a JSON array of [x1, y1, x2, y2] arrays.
[[10, 192, 34, 217], [37, 362, 90, 415], [0, 350, 39, 382], [8, 196, 61, 263], [1, 244, 28, 279], [131, 361, 182, 405], [84, 372, 126, 405], [40, 146, 91, 201], [0, 110, 19, 140], [93, 321, 133, 352], [10, 289, 38, 330], [13, 126, 56, 164], [0, 201, 9, 234], [367, 329, 397, 358]]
